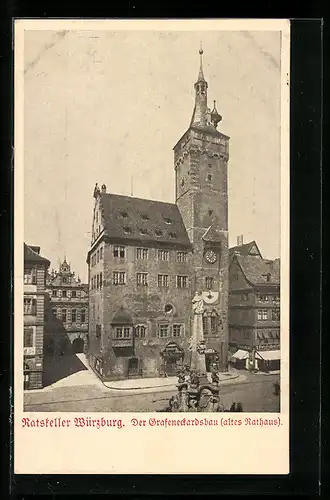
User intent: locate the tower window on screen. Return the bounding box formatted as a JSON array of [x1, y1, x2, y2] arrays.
[[208, 163, 212, 168], [207, 174, 213, 182], [136, 272, 148, 287], [120, 211, 128, 218], [113, 271, 126, 285], [158, 275, 169, 288], [176, 275, 188, 288], [140, 228, 148, 235], [113, 245, 126, 258], [155, 229, 163, 237], [123, 226, 132, 234], [208, 209, 213, 216], [135, 325, 147, 338], [169, 232, 177, 239], [157, 324, 169, 338], [172, 324, 184, 337], [205, 277, 214, 290]]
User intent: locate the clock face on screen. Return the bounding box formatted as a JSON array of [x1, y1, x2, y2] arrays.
[[205, 250, 217, 264]]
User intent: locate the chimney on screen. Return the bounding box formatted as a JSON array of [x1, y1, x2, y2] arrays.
[[101, 184, 107, 194], [237, 235, 244, 246]]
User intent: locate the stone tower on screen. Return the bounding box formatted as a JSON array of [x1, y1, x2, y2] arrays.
[[174, 47, 230, 371]]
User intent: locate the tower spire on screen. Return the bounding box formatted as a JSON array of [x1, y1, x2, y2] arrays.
[[197, 42, 206, 82], [190, 45, 208, 127]]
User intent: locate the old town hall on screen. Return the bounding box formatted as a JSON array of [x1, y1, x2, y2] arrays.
[[86, 48, 230, 381]]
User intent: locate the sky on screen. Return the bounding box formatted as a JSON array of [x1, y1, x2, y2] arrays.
[[23, 28, 281, 283]]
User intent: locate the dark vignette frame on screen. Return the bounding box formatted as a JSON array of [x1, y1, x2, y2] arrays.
[[0, 3, 323, 499]]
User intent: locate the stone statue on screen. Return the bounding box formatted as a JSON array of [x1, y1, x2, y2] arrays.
[[192, 291, 204, 315]]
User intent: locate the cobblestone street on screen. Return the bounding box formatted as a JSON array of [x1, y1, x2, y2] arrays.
[[24, 371, 280, 413]]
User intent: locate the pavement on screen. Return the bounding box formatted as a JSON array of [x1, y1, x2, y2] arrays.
[[25, 354, 247, 400]]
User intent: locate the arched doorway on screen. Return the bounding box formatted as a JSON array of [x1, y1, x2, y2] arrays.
[[72, 337, 84, 353], [161, 342, 184, 376], [205, 348, 219, 372], [128, 357, 140, 378]]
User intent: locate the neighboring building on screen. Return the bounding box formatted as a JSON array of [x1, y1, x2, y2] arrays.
[[23, 243, 50, 390], [228, 239, 280, 372], [86, 48, 230, 381], [46, 259, 89, 354]]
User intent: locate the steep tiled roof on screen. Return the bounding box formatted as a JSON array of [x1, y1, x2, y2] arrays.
[[99, 193, 192, 248], [229, 240, 262, 258], [235, 254, 280, 286], [24, 243, 50, 266]]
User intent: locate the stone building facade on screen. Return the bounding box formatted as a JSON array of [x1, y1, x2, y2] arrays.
[[23, 243, 50, 390], [228, 239, 280, 371], [86, 48, 230, 381], [46, 259, 89, 354]]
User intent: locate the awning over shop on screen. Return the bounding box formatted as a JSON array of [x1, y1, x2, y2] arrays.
[[256, 350, 280, 361], [231, 349, 249, 360]]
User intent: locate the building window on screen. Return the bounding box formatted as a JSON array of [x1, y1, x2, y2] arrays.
[[172, 324, 183, 337], [96, 249, 100, 263], [23, 297, 36, 315], [115, 327, 131, 339], [100, 272, 103, 288], [164, 218, 172, 224], [136, 248, 149, 260], [123, 226, 132, 234], [113, 271, 126, 285], [136, 273, 148, 286], [243, 293, 249, 301], [210, 315, 218, 334], [155, 230, 163, 237], [205, 277, 214, 290], [258, 294, 269, 302], [62, 290, 67, 298], [113, 245, 125, 258], [208, 209, 213, 216], [81, 309, 86, 323], [100, 247, 103, 260], [272, 309, 280, 321], [158, 249, 169, 261], [52, 290, 58, 297], [158, 274, 169, 287], [135, 325, 147, 338], [24, 327, 34, 348], [177, 251, 187, 263], [158, 324, 169, 338], [96, 274, 99, 289], [24, 268, 37, 285], [62, 277, 67, 284], [202, 316, 208, 335], [207, 174, 213, 182], [257, 309, 268, 321], [62, 309, 67, 323], [272, 295, 280, 303], [176, 275, 188, 288], [169, 232, 177, 239], [71, 309, 77, 322], [71, 290, 76, 298], [140, 228, 148, 235]]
